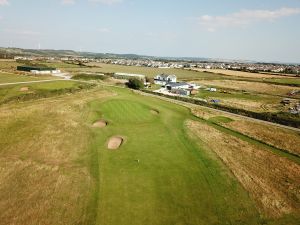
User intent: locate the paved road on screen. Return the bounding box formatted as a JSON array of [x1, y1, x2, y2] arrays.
[[0, 79, 66, 86]]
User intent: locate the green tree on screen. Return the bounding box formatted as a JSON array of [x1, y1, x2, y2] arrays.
[[127, 78, 144, 90]]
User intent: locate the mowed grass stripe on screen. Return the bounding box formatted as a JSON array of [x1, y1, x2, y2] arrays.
[[100, 99, 155, 123]]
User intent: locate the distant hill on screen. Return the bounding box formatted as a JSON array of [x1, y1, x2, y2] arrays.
[[1, 47, 297, 65], [0, 47, 155, 60]]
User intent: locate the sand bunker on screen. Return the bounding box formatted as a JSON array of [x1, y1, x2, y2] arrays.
[[150, 109, 159, 115], [20, 87, 29, 92], [107, 136, 123, 150], [92, 120, 107, 128]]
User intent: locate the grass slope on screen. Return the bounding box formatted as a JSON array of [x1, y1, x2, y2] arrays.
[[0, 72, 54, 83], [0, 80, 92, 104], [1, 86, 298, 225]]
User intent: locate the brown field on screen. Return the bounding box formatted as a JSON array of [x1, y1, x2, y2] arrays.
[[224, 120, 300, 156], [0, 89, 114, 225], [186, 120, 300, 218], [192, 68, 293, 79], [219, 98, 280, 112], [190, 106, 235, 120], [194, 79, 300, 96], [189, 104, 300, 156]]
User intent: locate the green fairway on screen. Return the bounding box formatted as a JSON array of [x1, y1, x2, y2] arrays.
[[0, 80, 91, 104], [0, 72, 53, 83], [1, 86, 299, 225], [86, 88, 263, 225]]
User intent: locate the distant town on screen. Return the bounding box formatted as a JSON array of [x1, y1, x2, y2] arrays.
[[1, 47, 299, 76], [12, 55, 300, 76]]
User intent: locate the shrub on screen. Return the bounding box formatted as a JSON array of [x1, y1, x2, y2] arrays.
[[126, 78, 144, 90], [72, 73, 108, 81]]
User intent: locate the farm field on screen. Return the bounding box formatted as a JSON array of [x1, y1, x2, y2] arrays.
[[0, 60, 22, 71], [0, 85, 299, 225], [263, 78, 300, 86], [52, 62, 225, 80], [192, 68, 294, 79], [194, 89, 283, 112], [193, 79, 300, 96]]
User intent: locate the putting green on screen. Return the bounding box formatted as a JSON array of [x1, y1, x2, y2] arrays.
[[100, 99, 157, 124]]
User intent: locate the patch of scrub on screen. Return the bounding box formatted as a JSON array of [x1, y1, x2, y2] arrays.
[[150, 109, 159, 115], [107, 136, 124, 150], [20, 87, 29, 92], [209, 116, 234, 124]]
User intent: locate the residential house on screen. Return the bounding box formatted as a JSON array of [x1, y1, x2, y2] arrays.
[[154, 74, 177, 85], [165, 82, 190, 91], [165, 82, 191, 96]]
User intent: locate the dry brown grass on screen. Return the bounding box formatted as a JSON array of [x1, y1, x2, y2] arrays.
[[186, 120, 300, 218], [194, 80, 300, 96], [219, 98, 280, 112], [192, 68, 292, 79], [0, 89, 114, 225], [224, 120, 300, 156], [190, 106, 237, 120]]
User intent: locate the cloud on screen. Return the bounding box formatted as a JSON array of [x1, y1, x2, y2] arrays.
[[0, 0, 9, 6], [198, 7, 300, 31], [89, 0, 123, 5], [3, 29, 42, 36], [61, 0, 75, 5], [98, 27, 110, 33]]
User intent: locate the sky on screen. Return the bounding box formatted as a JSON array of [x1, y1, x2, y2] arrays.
[[0, 0, 300, 63]]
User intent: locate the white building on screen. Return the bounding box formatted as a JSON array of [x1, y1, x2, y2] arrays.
[[165, 82, 190, 90], [206, 87, 217, 92], [154, 74, 177, 85], [31, 69, 61, 75]]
